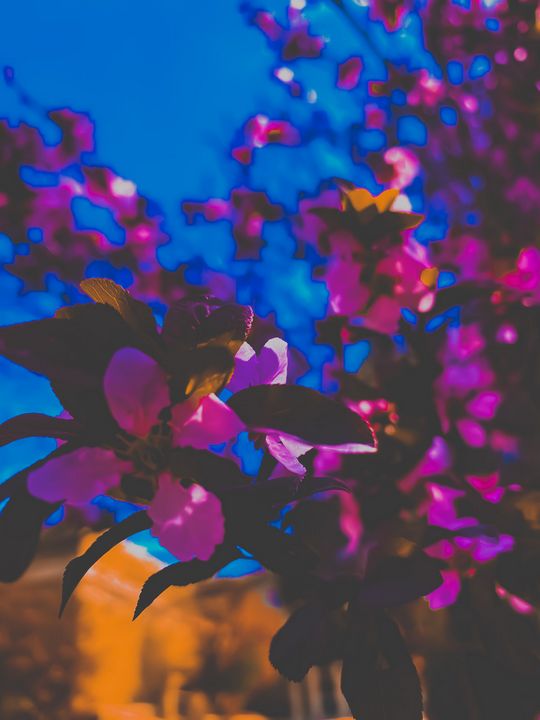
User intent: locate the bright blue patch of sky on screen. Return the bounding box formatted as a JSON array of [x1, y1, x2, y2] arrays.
[[71, 196, 125, 245], [401, 307, 417, 325], [217, 558, 264, 578], [440, 106, 458, 126], [27, 227, 43, 243], [469, 55, 491, 79], [344, 340, 371, 373], [45, 505, 65, 526], [397, 116, 427, 146], [85, 260, 134, 287], [447, 61, 464, 84], [0, 234, 14, 263], [20, 166, 59, 187]]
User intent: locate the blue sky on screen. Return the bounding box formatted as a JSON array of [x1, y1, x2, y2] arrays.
[[0, 0, 275, 208], [0, 1, 283, 479]]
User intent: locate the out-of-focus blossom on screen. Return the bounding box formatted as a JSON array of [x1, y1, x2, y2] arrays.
[[302, 182, 426, 333], [337, 57, 363, 91], [251, 8, 325, 60], [183, 187, 284, 259], [501, 247, 540, 304], [232, 115, 300, 165]]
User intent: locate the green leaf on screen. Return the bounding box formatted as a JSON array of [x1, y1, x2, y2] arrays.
[[227, 384, 376, 451], [133, 545, 237, 619], [60, 511, 152, 616]]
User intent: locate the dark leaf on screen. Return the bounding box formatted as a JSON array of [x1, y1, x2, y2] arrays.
[[60, 511, 152, 616], [162, 297, 253, 353], [0, 303, 137, 427], [80, 278, 160, 348], [236, 522, 319, 576], [225, 476, 351, 509], [0, 304, 129, 377], [0, 442, 79, 503], [227, 384, 376, 450], [270, 602, 342, 681], [170, 345, 235, 401], [423, 523, 500, 547], [133, 545, 237, 619], [161, 297, 219, 350], [196, 303, 254, 349], [0, 413, 84, 448], [168, 446, 248, 496], [0, 488, 57, 582], [426, 281, 494, 320], [356, 554, 443, 608], [342, 611, 423, 720], [496, 536, 540, 605], [310, 206, 423, 238]]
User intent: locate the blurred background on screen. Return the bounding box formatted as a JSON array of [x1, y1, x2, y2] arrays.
[[0, 0, 539, 718]]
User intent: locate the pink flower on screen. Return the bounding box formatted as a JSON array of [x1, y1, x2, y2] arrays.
[[27, 347, 244, 561], [28, 448, 132, 506], [182, 187, 283, 259], [103, 348, 245, 450], [466, 391, 501, 421], [466, 472, 504, 503], [426, 483, 477, 532], [502, 247, 540, 303], [228, 339, 376, 474], [426, 569, 461, 610], [383, 148, 420, 189], [496, 585, 535, 616], [337, 57, 363, 91], [227, 337, 288, 394], [253, 10, 325, 61], [228, 338, 305, 474], [148, 474, 224, 562]]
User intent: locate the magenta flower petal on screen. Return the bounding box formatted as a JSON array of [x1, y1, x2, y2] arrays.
[[337, 56, 363, 91], [278, 430, 377, 457], [227, 337, 288, 392], [258, 338, 288, 385], [456, 418, 487, 448], [496, 585, 535, 615], [466, 391, 501, 421], [426, 569, 461, 610], [265, 425, 377, 476], [148, 473, 224, 561], [104, 348, 170, 437], [266, 435, 306, 475], [171, 394, 245, 449], [426, 483, 478, 531], [226, 342, 257, 394], [28, 447, 131, 506]]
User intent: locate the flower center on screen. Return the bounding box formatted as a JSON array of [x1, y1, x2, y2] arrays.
[[114, 424, 173, 483]]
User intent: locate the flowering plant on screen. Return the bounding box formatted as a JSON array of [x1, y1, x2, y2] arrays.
[[0, 276, 454, 718]]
